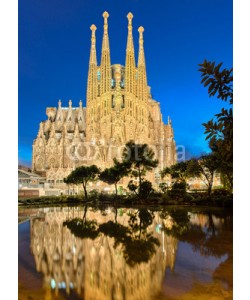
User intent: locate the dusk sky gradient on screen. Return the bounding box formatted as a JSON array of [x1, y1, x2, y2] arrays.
[[18, 0, 233, 166]]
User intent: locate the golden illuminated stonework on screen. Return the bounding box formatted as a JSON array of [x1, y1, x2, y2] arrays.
[[32, 12, 177, 188]]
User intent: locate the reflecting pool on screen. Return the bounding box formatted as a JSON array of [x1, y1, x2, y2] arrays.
[[18, 206, 232, 299]]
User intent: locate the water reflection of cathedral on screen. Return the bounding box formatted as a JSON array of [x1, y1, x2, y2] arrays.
[[30, 207, 178, 299]]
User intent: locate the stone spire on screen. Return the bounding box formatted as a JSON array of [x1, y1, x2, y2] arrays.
[[66, 100, 75, 132], [67, 100, 73, 121], [100, 11, 111, 94], [56, 99, 63, 122], [78, 100, 84, 121], [38, 122, 45, 138], [87, 25, 98, 103], [125, 12, 136, 95], [78, 100, 85, 131], [137, 26, 148, 102]]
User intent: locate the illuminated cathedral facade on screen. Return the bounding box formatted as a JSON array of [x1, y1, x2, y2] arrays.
[[32, 12, 176, 187]]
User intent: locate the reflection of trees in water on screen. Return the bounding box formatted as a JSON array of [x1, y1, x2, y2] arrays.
[[159, 207, 233, 290], [63, 205, 99, 240], [160, 208, 190, 237], [159, 208, 232, 259], [64, 207, 160, 267]]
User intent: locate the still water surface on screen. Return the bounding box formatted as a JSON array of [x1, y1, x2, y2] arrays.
[[18, 206, 232, 300]]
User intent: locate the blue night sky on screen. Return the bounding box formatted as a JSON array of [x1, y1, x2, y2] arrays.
[[18, 0, 232, 167]]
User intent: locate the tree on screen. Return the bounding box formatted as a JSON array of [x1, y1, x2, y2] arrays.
[[198, 60, 233, 191], [65, 165, 100, 200], [63, 206, 99, 239], [198, 154, 221, 198], [63, 173, 78, 195], [159, 182, 169, 194], [122, 141, 158, 198], [161, 160, 201, 186], [99, 159, 130, 196]]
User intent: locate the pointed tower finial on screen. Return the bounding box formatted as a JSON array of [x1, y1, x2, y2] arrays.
[[126, 12, 134, 47], [102, 11, 110, 49], [87, 24, 98, 103], [127, 12, 133, 24], [137, 26, 148, 102], [55, 99, 63, 123], [88, 24, 97, 65], [79, 100, 82, 108], [125, 12, 136, 94], [90, 24, 97, 43], [103, 11, 109, 37], [103, 11, 109, 23], [90, 24, 97, 32], [69, 99, 72, 107], [138, 25, 144, 33], [138, 26, 145, 65], [100, 11, 111, 94], [138, 26, 144, 40]]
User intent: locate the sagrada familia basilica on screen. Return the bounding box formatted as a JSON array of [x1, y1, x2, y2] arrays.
[[32, 12, 176, 188]]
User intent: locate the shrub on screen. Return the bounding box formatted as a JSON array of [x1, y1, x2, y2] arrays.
[[171, 181, 187, 191], [139, 180, 153, 199], [212, 189, 232, 197]]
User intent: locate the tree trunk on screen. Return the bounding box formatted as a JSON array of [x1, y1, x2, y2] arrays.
[[208, 182, 212, 199], [208, 212, 215, 235], [139, 218, 142, 240], [83, 204, 88, 223], [138, 166, 142, 198], [208, 173, 214, 200], [138, 167, 142, 189], [83, 181, 88, 200], [115, 183, 118, 197]]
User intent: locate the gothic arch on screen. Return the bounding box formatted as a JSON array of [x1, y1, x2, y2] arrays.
[[36, 156, 44, 170]]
